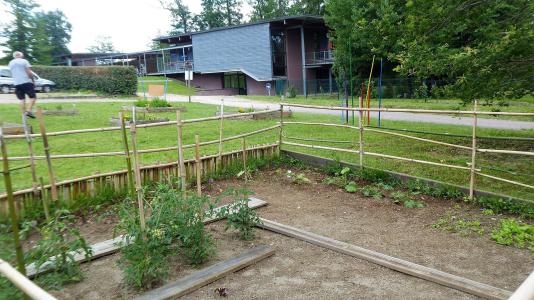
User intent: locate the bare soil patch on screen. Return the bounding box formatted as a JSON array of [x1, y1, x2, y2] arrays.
[[46, 167, 533, 299]]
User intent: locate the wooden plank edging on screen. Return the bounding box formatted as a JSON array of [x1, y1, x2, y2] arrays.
[[135, 245, 275, 300], [257, 218, 512, 300], [26, 198, 267, 278]]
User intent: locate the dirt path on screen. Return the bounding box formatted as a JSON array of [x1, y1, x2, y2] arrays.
[[48, 168, 532, 299]]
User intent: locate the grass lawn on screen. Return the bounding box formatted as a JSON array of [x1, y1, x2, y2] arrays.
[[137, 76, 195, 95], [0, 101, 532, 200], [244, 95, 534, 121]]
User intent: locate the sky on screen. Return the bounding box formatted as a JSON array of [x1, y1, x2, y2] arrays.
[[0, 0, 252, 53]]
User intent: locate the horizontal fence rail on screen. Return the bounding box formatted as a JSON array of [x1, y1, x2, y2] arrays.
[[279, 102, 533, 200], [3, 109, 281, 140], [1, 125, 280, 162]]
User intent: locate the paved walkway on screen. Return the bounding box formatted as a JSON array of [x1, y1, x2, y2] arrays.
[[1, 93, 533, 130], [165, 95, 534, 130]]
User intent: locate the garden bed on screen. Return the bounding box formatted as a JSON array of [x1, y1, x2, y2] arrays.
[[42, 109, 79, 116], [0, 122, 32, 135], [31, 167, 532, 299]]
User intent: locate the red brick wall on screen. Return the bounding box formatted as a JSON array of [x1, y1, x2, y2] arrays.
[[286, 28, 303, 92]]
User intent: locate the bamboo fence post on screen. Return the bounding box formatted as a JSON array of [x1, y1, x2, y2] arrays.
[[279, 104, 284, 154], [195, 134, 202, 197], [36, 109, 58, 202], [119, 113, 135, 197], [469, 100, 478, 200], [0, 128, 26, 276], [39, 177, 50, 221], [217, 99, 224, 170], [129, 120, 146, 234], [242, 137, 247, 183], [358, 98, 364, 167], [20, 107, 38, 197], [176, 110, 186, 191]]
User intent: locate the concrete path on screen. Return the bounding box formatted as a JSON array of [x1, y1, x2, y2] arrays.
[[1, 93, 533, 130]]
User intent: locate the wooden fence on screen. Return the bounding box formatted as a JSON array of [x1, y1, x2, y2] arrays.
[[0, 108, 281, 217], [279, 102, 534, 200]]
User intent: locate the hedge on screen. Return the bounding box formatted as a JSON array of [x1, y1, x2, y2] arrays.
[[32, 66, 137, 95]]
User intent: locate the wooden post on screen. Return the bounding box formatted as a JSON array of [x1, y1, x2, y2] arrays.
[[129, 120, 146, 234], [39, 177, 50, 221], [20, 107, 38, 197], [217, 99, 224, 171], [176, 110, 186, 191], [195, 134, 202, 197], [279, 104, 284, 155], [358, 97, 364, 167], [242, 137, 247, 183], [0, 128, 26, 276], [119, 113, 135, 197], [36, 109, 58, 202], [469, 100, 478, 200]]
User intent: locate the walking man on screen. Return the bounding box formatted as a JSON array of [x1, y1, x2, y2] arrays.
[[8, 51, 36, 118]]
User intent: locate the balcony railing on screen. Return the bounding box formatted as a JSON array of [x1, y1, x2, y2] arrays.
[[156, 60, 194, 74], [305, 50, 334, 65]]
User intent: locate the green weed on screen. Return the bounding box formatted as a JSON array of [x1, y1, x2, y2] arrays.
[[491, 219, 534, 254], [433, 211, 484, 237], [217, 189, 262, 240]]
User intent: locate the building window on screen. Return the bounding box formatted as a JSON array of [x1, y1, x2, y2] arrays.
[[223, 73, 246, 92], [271, 29, 286, 77]]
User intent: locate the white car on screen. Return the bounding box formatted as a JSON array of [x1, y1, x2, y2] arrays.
[[0, 66, 56, 93]]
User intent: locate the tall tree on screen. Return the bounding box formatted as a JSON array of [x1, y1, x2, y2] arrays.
[[32, 10, 72, 64], [161, 0, 194, 34], [87, 36, 116, 53], [198, 0, 225, 29], [221, 0, 242, 26], [1, 0, 38, 61], [249, 0, 288, 21], [290, 0, 325, 15], [325, 0, 534, 101]]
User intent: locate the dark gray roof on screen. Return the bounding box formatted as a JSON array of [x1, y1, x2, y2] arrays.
[[155, 15, 324, 41]]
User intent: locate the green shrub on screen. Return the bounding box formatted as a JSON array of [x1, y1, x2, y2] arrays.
[[135, 98, 171, 108], [116, 183, 216, 289], [217, 189, 262, 240], [286, 84, 297, 98], [32, 66, 137, 95]]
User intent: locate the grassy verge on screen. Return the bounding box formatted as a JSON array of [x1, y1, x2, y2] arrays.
[[0, 102, 532, 200], [137, 76, 195, 95], [244, 95, 534, 121]]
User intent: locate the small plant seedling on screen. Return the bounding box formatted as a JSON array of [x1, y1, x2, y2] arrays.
[[344, 181, 358, 193], [491, 219, 534, 255], [433, 211, 484, 237], [362, 185, 383, 200], [286, 170, 311, 184], [403, 199, 426, 209], [482, 209, 495, 216], [217, 189, 262, 240]]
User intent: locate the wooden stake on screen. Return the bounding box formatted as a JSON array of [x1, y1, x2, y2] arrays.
[[242, 137, 247, 183], [469, 100, 478, 200], [176, 110, 186, 191], [279, 104, 284, 154], [39, 177, 50, 221], [195, 134, 202, 197], [217, 99, 224, 170], [366, 55, 376, 125], [20, 107, 38, 197], [36, 109, 58, 202], [129, 121, 146, 234], [358, 96, 364, 167], [119, 113, 135, 197], [0, 129, 26, 276]]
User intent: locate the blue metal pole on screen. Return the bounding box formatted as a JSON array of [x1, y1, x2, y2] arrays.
[[378, 58, 383, 127]]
